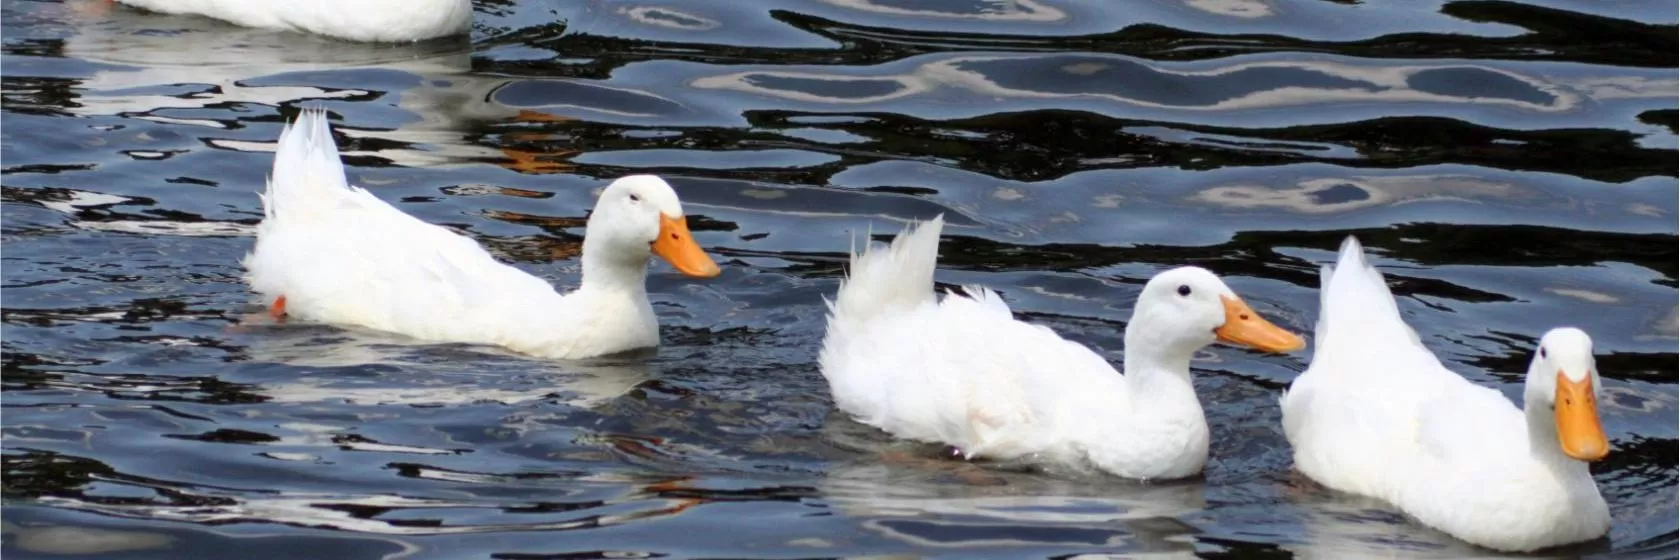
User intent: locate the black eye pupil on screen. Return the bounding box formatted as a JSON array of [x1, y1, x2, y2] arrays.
[[629, 194, 640, 202], [1540, 348, 1548, 359], [1177, 285, 1191, 297]]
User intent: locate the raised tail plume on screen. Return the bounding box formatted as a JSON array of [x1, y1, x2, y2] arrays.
[[827, 215, 945, 330], [1314, 235, 1420, 353], [261, 107, 352, 221]]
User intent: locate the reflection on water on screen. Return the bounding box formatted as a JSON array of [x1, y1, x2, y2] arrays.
[[695, 54, 1593, 112], [243, 325, 656, 408], [820, 458, 1206, 551], [49, 1, 471, 116], [2, 0, 1675, 557]]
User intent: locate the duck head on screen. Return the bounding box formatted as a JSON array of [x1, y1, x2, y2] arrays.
[[1129, 267, 1306, 358], [1525, 327, 1609, 461], [583, 175, 720, 278]]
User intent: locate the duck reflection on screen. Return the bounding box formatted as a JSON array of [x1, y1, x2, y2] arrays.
[[57, 0, 471, 116], [49, 0, 618, 176], [238, 324, 656, 409], [814, 418, 1206, 554]]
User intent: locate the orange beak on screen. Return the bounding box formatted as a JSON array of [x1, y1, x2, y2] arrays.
[[1213, 295, 1306, 353], [650, 214, 720, 278], [1555, 371, 1609, 461]]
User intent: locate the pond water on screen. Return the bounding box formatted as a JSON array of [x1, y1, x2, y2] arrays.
[[2, 0, 1676, 558]]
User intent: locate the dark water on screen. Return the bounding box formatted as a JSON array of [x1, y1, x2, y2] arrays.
[[2, 0, 1676, 557]]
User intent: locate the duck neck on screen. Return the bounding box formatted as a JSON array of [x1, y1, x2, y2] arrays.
[[1078, 316, 1208, 480], [1122, 316, 1202, 390], [579, 236, 651, 297], [504, 237, 657, 358], [1121, 318, 1202, 401], [1524, 399, 1587, 474]]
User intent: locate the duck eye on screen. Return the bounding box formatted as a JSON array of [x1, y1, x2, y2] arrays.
[[1540, 347, 1548, 359], [629, 194, 641, 202], [1177, 285, 1191, 297]]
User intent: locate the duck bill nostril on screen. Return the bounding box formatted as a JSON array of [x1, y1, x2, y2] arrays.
[[1213, 294, 1306, 353], [650, 213, 721, 278]]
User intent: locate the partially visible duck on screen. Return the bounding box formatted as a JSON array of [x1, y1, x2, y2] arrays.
[[112, 0, 472, 42], [1280, 236, 1611, 551]]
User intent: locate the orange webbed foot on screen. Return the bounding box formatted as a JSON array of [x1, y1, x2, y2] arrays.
[[269, 295, 288, 321]]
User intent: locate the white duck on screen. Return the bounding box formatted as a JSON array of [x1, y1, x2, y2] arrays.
[[110, 0, 472, 42], [1280, 236, 1611, 552], [243, 108, 721, 360], [818, 216, 1305, 480]]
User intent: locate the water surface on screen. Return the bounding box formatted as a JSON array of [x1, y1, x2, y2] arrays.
[[3, 0, 1676, 558]]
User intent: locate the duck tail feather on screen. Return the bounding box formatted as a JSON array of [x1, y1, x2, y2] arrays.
[[264, 106, 351, 219], [1316, 235, 1412, 354], [829, 214, 944, 328]]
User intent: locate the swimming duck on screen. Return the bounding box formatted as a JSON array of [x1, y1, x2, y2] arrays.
[[243, 108, 721, 360], [110, 0, 472, 42], [818, 216, 1305, 480], [1280, 236, 1610, 552]]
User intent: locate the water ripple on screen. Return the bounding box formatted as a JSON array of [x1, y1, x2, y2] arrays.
[[1, 0, 1673, 557]]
